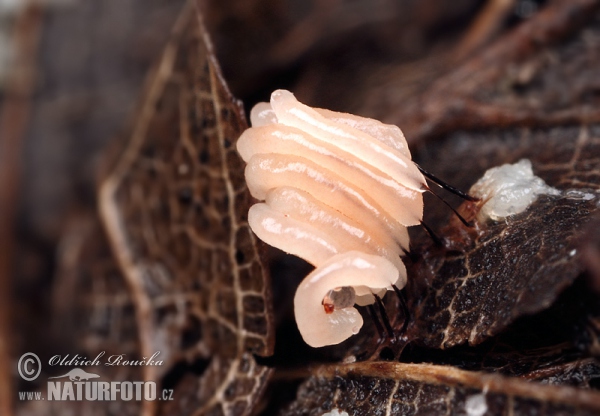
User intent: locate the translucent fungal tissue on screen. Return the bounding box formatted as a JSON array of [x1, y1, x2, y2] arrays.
[[237, 90, 427, 347], [470, 159, 561, 221]]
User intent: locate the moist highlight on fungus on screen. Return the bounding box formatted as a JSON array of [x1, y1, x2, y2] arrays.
[[237, 89, 427, 347]]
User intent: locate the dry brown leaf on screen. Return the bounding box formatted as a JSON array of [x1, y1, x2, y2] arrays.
[[12, 1, 600, 415], [392, 0, 600, 144], [96, 1, 274, 415], [43, 216, 143, 416], [405, 125, 600, 348], [284, 362, 600, 415]]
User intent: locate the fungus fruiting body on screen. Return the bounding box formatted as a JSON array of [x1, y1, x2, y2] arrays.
[[469, 159, 561, 221], [237, 90, 427, 347]]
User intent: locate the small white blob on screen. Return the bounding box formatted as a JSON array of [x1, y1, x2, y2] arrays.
[[465, 394, 488, 416], [470, 159, 560, 221], [564, 189, 596, 201], [322, 409, 349, 416], [342, 355, 357, 364]]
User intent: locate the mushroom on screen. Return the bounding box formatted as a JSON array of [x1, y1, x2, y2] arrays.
[[237, 90, 425, 346], [294, 251, 402, 347]]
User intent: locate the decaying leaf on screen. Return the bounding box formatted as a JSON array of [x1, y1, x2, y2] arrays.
[[400, 277, 600, 381], [581, 214, 600, 294], [279, 2, 600, 413], [393, 0, 600, 143], [43, 216, 142, 416], [12, 1, 600, 415], [284, 362, 600, 415], [95, 1, 274, 415], [406, 125, 600, 348]]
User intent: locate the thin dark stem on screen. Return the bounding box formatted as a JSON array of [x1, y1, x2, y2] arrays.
[[416, 163, 479, 202], [401, 247, 418, 263], [392, 285, 410, 335], [428, 186, 474, 227], [420, 220, 443, 246], [368, 304, 385, 339], [374, 294, 394, 339]]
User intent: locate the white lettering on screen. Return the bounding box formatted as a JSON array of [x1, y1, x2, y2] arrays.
[[133, 381, 144, 400], [74, 382, 84, 400], [121, 382, 133, 401], [144, 382, 156, 400], [61, 383, 75, 401], [85, 382, 97, 401], [46, 381, 159, 401], [48, 382, 60, 400], [110, 382, 120, 401], [97, 382, 110, 400]]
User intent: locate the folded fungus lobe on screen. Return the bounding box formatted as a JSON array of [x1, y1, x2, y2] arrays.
[[237, 90, 427, 347]]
